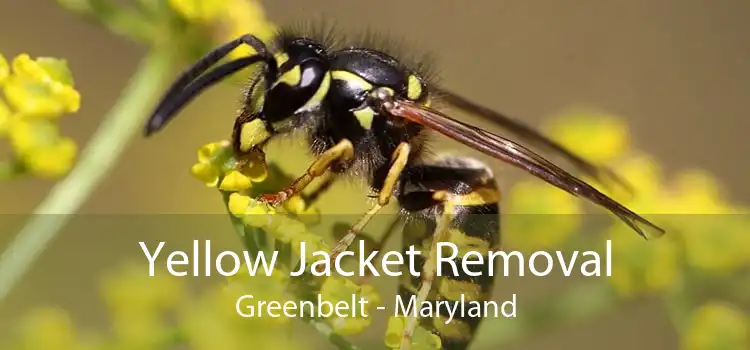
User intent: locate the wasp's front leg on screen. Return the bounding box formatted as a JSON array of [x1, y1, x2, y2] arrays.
[[257, 139, 355, 206]]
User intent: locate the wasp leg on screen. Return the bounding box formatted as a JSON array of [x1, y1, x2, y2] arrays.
[[301, 172, 339, 208], [258, 139, 354, 206], [397, 156, 501, 350], [327, 142, 412, 264], [356, 216, 403, 284], [400, 206, 453, 350]]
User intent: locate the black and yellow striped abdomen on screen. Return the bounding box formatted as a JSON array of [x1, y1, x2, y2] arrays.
[[397, 157, 501, 350]]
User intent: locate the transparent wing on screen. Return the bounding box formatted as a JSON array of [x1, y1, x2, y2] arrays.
[[384, 98, 665, 239]]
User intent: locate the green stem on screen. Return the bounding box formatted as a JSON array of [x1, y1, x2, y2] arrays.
[[0, 49, 173, 303]]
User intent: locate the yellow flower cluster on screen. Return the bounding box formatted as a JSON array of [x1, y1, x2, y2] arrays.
[[168, 0, 277, 59], [507, 108, 749, 299], [6, 261, 304, 350], [0, 53, 80, 179], [319, 276, 381, 335], [181, 268, 301, 350], [683, 301, 749, 350], [190, 141, 268, 190], [384, 316, 442, 350], [190, 140, 382, 341]]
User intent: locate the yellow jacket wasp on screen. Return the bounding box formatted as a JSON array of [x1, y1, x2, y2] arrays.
[[144, 25, 665, 350]]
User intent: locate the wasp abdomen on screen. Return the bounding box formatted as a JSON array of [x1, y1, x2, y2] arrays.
[[397, 156, 501, 350]]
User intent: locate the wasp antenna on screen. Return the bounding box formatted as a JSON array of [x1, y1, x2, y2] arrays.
[[144, 34, 274, 136], [145, 56, 269, 136]]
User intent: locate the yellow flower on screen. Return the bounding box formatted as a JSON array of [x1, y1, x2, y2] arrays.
[[384, 316, 442, 350], [283, 195, 322, 226], [219, 0, 277, 60], [605, 153, 664, 206], [101, 262, 185, 319], [319, 277, 380, 335], [683, 301, 748, 350], [224, 271, 293, 326], [191, 162, 220, 186], [4, 54, 80, 117], [181, 278, 299, 350], [679, 211, 750, 274], [16, 307, 78, 350], [640, 170, 750, 273], [227, 192, 279, 228], [110, 313, 165, 349], [7, 118, 78, 178], [23, 136, 77, 178], [219, 169, 253, 191], [544, 108, 631, 163], [197, 141, 227, 163], [607, 227, 681, 298], [168, 0, 227, 23], [190, 141, 268, 189], [271, 215, 308, 243], [505, 180, 583, 250]]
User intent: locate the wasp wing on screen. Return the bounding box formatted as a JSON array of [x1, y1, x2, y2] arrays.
[[434, 87, 632, 194], [384, 98, 665, 239]]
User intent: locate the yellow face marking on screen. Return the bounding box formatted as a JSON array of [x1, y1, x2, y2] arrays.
[[331, 70, 373, 90], [407, 75, 423, 100], [274, 65, 301, 88], [274, 52, 290, 67], [353, 107, 376, 129], [299, 73, 331, 111], [239, 119, 270, 152]]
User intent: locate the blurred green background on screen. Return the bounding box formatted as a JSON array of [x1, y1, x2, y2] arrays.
[[1, 0, 749, 349]]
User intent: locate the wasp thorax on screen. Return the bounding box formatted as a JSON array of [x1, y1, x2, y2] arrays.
[[262, 38, 332, 124]]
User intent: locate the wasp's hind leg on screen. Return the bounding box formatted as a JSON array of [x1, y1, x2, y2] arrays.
[[397, 155, 501, 350], [326, 142, 412, 265]]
